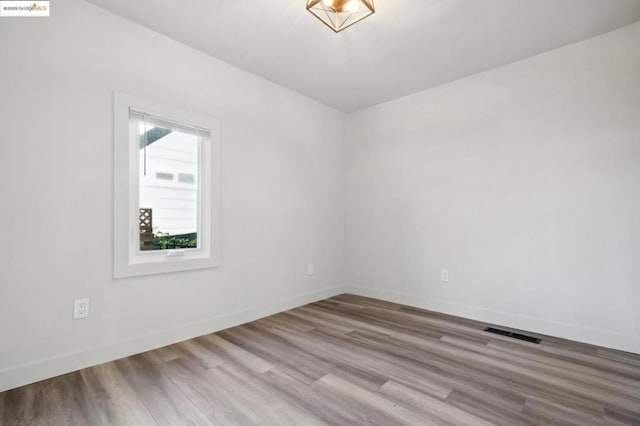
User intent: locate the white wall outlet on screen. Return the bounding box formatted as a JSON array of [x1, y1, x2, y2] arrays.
[[73, 299, 90, 320], [307, 263, 315, 276], [440, 269, 450, 282]]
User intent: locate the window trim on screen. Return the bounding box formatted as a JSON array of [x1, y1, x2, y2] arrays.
[[113, 91, 220, 278]]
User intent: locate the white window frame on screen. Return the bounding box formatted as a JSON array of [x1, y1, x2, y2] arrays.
[[113, 92, 220, 278]]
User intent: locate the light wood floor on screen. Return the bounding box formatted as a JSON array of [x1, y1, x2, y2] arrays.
[[1, 294, 640, 425]]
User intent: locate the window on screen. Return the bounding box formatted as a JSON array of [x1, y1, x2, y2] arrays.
[[178, 173, 196, 184], [155, 172, 174, 181], [113, 92, 220, 278]]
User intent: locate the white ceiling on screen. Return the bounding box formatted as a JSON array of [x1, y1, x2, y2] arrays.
[[85, 0, 640, 112]]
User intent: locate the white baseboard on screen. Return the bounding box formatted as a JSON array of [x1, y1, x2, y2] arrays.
[[0, 285, 346, 393], [345, 285, 640, 355]]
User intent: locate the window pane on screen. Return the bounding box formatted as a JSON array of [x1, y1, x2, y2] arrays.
[[178, 173, 196, 184], [135, 115, 203, 251], [155, 172, 174, 181]]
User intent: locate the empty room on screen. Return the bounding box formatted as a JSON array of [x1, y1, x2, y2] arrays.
[[1, 0, 639, 424]]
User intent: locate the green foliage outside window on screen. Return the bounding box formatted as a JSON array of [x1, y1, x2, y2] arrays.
[[139, 232, 198, 250]]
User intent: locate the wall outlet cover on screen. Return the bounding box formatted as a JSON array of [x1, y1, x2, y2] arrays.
[[73, 299, 90, 320]]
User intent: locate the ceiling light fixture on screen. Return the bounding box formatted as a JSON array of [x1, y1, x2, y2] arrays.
[[306, 0, 375, 33]]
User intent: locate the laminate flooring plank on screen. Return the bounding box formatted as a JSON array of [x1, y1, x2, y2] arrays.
[[217, 324, 330, 384], [522, 396, 605, 426], [444, 388, 530, 426], [317, 301, 472, 334], [138, 343, 184, 365], [520, 406, 584, 426], [172, 338, 226, 369], [344, 328, 609, 419], [207, 363, 325, 425], [605, 416, 639, 426], [539, 343, 640, 379], [1, 372, 99, 426], [376, 379, 495, 426], [487, 339, 640, 390], [312, 374, 433, 425], [340, 328, 537, 410], [80, 362, 156, 426], [195, 333, 272, 375], [432, 342, 639, 412], [327, 305, 452, 341], [157, 357, 260, 425], [31, 372, 101, 426], [254, 368, 342, 425], [322, 302, 489, 344], [396, 304, 489, 328], [254, 312, 315, 333], [597, 349, 640, 367], [332, 294, 404, 310], [316, 297, 368, 311], [0, 379, 43, 425], [440, 335, 640, 399], [160, 358, 324, 425], [262, 324, 390, 391], [603, 407, 640, 426], [114, 354, 212, 425], [304, 328, 456, 399], [283, 308, 357, 335], [296, 305, 399, 337], [387, 328, 640, 413]]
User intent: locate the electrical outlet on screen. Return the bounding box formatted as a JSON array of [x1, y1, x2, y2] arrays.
[[307, 263, 315, 276], [73, 299, 90, 320], [440, 269, 450, 282]]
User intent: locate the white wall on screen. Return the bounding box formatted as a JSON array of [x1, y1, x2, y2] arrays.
[[344, 23, 640, 354], [0, 0, 345, 392]]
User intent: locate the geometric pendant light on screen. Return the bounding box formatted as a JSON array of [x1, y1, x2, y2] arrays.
[[306, 0, 375, 33]]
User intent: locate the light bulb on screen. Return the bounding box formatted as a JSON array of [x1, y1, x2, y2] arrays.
[[322, 0, 361, 13], [344, 0, 360, 13]]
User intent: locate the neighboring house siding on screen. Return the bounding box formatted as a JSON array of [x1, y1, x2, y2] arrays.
[[139, 132, 198, 237]]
